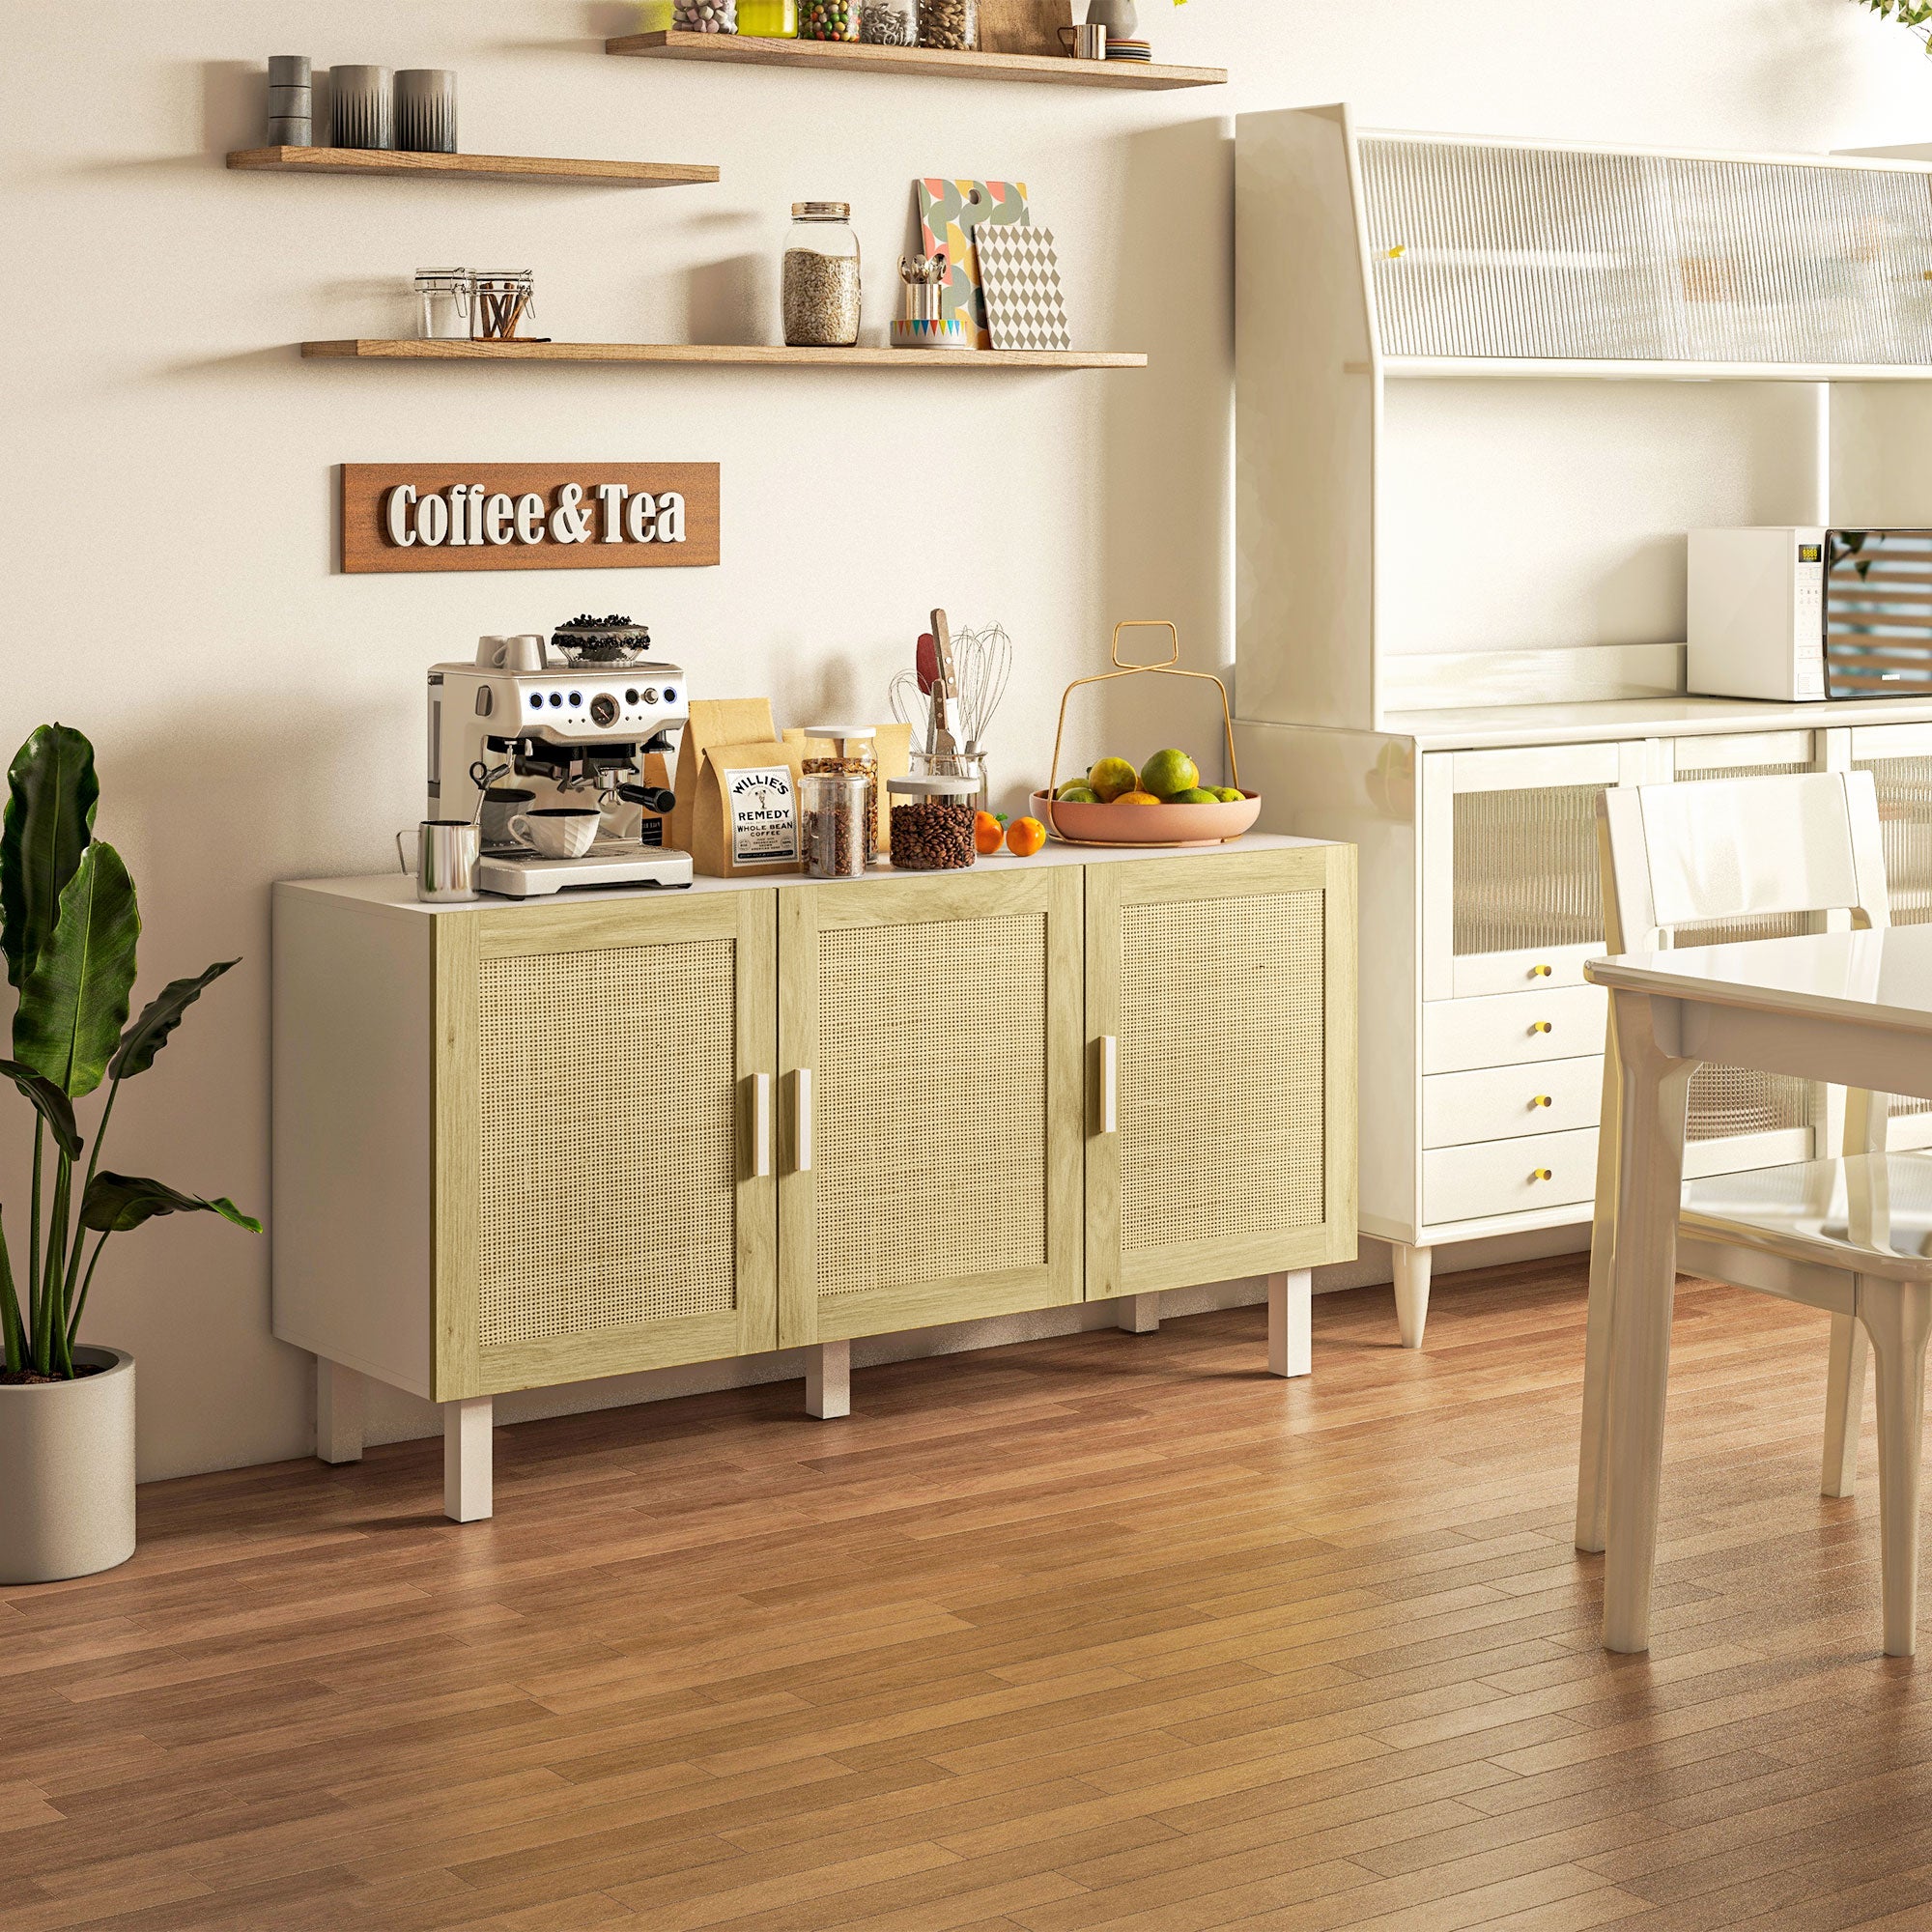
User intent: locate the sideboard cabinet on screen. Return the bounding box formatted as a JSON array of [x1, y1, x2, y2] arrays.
[[272, 838, 1355, 1519]]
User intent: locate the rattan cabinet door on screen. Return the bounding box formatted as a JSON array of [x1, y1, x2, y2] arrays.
[[1085, 845, 1357, 1301], [777, 867, 1085, 1347], [431, 892, 779, 1401]]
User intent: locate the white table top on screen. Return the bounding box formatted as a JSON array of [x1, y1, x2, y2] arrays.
[[1588, 925, 1932, 1032]]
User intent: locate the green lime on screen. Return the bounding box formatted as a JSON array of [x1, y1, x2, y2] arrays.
[[1087, 756, 1139, 802], [1171, 787, 1219, 805], [1139, 749, 1199, 799], [1056, 784, 1100, 804], [1212, 787, 1245, 804]]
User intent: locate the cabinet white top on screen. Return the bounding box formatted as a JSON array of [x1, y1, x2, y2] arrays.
[[1373, 695, 1932, 752], [281, 833, 1338, 921]]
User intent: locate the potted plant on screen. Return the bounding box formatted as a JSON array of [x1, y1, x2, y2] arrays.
[[1853, 0, 1932, 48], [0, 724, 258, 1584]]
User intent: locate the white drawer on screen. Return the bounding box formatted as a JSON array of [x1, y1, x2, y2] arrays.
[[1449, 942, 1601, 1000], [1422, 984, 1607, 1075], [1422, 1056, 1604, 1149], [1424, 1126, 1600, 1225]]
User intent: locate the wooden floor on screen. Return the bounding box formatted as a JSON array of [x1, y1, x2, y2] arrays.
[[4, 1259, 1930, 1932]]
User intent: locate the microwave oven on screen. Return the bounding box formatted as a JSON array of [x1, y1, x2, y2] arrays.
[[1688, 526, 1932, 702]]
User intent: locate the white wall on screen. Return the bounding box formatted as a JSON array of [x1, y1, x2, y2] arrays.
[[2, 1, 1921, 1480]]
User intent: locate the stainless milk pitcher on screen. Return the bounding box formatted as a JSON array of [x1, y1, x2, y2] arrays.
[[397, 820, 481, 902]]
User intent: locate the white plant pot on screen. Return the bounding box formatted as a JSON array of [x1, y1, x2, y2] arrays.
[[0, 1347, 135, 1583]]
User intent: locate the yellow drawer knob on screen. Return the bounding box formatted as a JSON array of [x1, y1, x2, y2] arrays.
[[1530, 1020, 1553, 1035], [1531, 1094, 1552, 1108], [1530, 964, 1552, 978], [1531, 1168, 1553, 1181]]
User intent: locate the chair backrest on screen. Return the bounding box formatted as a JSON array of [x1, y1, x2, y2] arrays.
[[1598, 770, 1889, 953]]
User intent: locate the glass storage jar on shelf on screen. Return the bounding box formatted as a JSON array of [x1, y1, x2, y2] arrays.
[[799, 0, 858, 36], [670, 0, 738, 29], [415, 267, 470, 340], [802, 772, 869, 879], [738, 0, 798, 32], [889, 775, 979, 870], [859, 0, 917, 43], [804, 724, 879, 864], [917, 0, 975, 49], [782, 203, 861, 347]]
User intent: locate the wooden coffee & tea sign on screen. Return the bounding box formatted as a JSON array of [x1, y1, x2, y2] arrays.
[[339, 462, 721, 574]]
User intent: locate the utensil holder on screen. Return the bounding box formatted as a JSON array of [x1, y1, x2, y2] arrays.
[[1042, 621, 1243, 847]]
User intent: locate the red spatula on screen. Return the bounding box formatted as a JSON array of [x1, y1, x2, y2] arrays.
[[917, 632, 940, 696]]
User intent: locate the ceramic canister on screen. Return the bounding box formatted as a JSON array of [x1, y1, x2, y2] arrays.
[[329, 65, 393, 151], [396, 69, 457, 155]]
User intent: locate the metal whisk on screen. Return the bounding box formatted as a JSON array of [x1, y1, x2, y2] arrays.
[[952, 622, 1012, 753]]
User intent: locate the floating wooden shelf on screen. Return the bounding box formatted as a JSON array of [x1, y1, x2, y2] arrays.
[[299, 339, 1148, 370], [227, 147, 720, 187], [605, 29, 1224, 90]]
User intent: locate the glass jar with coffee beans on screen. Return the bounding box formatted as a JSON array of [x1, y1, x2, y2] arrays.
[[889, 775, 979, 870], [859, 0, 916, 42], [917, 0, 975, 49], [800, 0, 858, 36], [802, 771, 869, 879], [782, 201, 862, 348], [804, 724, 879, 864], [672, 0, 737, 31]]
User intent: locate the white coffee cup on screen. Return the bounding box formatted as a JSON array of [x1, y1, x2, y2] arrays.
[[509, 808, 600, 859]]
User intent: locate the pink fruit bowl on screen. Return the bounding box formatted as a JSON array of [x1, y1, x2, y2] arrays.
[[1030, 790, 1264, 848]]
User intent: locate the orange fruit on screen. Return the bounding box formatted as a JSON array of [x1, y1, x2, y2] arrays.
[[974, 810, 1006, 855], [1005, 816, 1046, 858], [1116, 790, 1162, 806]]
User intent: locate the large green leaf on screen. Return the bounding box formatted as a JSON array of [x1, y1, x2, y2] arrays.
[[110, 959, 237, 1082], [79, 1171, 261, 1236], [13, 842, 139, 1099], [0, 725, 99, 990], [0, 1058, 80, 1159]]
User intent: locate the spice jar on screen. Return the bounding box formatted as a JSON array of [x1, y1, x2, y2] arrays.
[[802, 771, 868, 879], [860, 0, 917, 42], [415, 267, 471, 340], [918, 0, 975, 49], [738, 0, 797, 31], [471, 269, 535, 341], [889, 775, 979, 870], [782, 203, 861, 348], [804, 724, 879, 864], [799, 0, 856, 34], [671, 0, 737, 26]]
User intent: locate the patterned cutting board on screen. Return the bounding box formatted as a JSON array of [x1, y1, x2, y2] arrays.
[[915, 178, 1030, 350]]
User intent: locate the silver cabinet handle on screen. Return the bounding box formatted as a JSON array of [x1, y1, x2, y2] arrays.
[[753, 1072, 772, 1179], [796, 1066, 813, 1174], [1100, 1035, 1118, 1136]]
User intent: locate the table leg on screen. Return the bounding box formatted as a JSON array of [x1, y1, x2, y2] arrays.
[[1603, 992, 1695, 1656]]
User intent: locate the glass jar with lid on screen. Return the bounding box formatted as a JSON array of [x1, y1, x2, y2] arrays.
[[889, 775, 979, 870], [738, 0, 798, 32], [471, 269, 535, 341], [859, 0, 916, 42], [801, 771, 868, 878], [415, 267, 471, 340], [804, 724, 879, 864], [782, 203, 861, 347], [917, 0, 975, 50], [669, 0, 738, 29], [799, 0, 858, 37]]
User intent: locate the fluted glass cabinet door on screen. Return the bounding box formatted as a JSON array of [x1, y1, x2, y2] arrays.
[[430, 892, 779, 1401], [1084, 845, 1357, 1301], [777, 868, 1084, 1348]]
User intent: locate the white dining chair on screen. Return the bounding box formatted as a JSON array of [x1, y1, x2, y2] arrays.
[[1575, 770, 1932, 1656]]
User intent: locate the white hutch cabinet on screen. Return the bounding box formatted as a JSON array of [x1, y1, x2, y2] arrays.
[[1236, 106, 1932, 1344]]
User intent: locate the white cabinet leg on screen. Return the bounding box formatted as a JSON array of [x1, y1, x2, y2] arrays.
[[1267, 1270, 1312, 1378], [807, 1340, 850, 1420], [1393, 1243, 1433, 1350], [442, 1397, 494, 1522], [1861, 1281, 1931, 1658], [1821, 1311, 1870, 1499], [1117, 1293, 1161, 1334], [315, 1357, 364, 1465]]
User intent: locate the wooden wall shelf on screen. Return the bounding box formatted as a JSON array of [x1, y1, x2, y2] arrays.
[[605, 29, 1225, 90], [299, 339, 1148, 370], [227, 148, 720, 187]]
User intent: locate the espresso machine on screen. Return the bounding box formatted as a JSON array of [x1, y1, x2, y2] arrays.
[[428, 618, 693, 896]]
